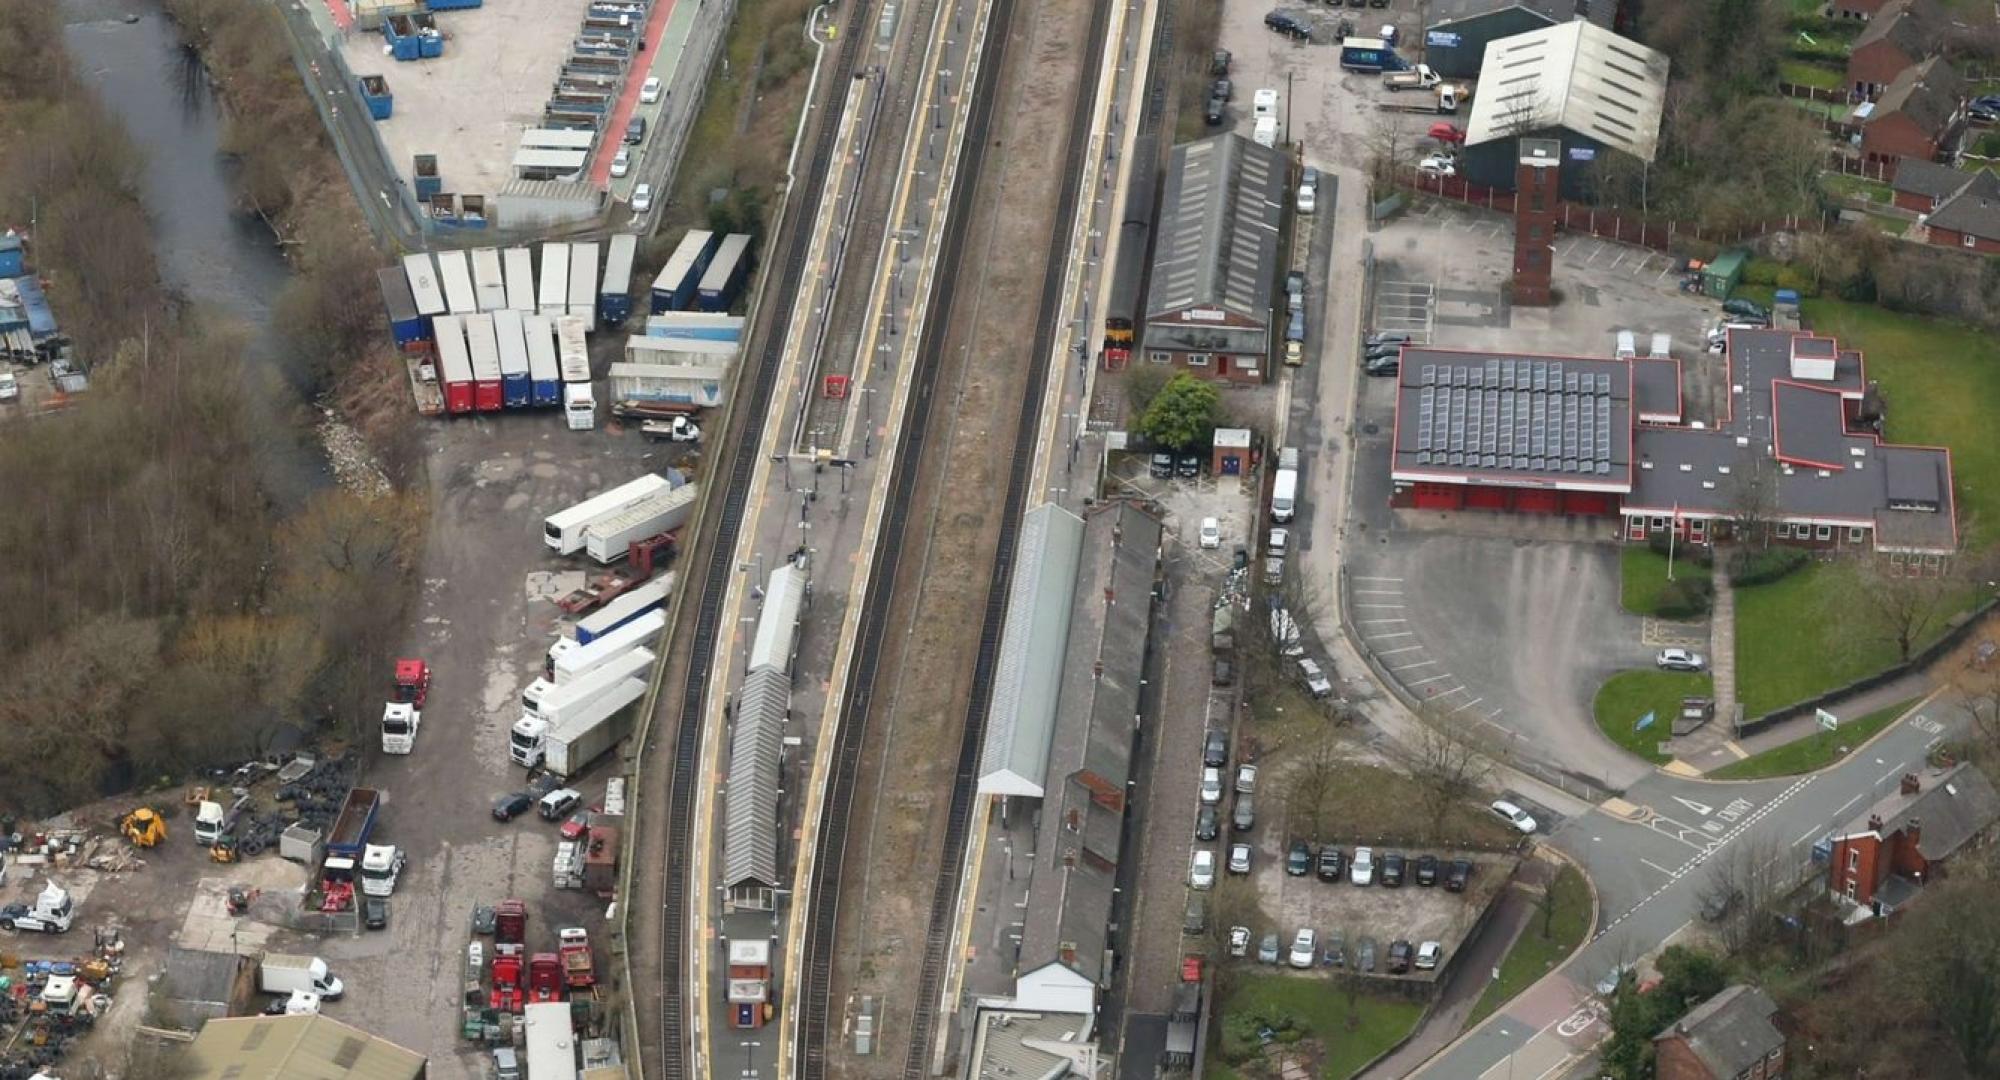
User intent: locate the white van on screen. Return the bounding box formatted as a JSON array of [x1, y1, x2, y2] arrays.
[[1614, 330, 1637, 360], [1253, 115, 1279, 148], [1253, 87, 1280, 119], [1271, 467, 1298, 522]]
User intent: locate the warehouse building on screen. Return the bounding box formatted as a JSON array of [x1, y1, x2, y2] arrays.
[[1421, 0, 1619, 80], [1140, 134, 1288, 385], [1389, 329, 1956, 558], [1459, 20, 1669, 201], [180, 1014, 426, 1078]]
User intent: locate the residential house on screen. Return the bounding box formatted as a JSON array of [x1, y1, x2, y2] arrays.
[[1924, 169, 2000, 253], [1889, 156, 1975, 212], [1833, 0, 1893, 19], [1859, 56, 1965, 174], [1826, 762, 2000, 913], [1846, 0, 1946, 99], [1653, 985, 1787, 1080]]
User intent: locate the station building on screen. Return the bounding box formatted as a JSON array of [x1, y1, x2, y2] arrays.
[[1388, 329, 1957, 560]]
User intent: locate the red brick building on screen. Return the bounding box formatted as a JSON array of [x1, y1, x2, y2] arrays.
[[1846, 0, 1945, 99], [1860, 57, 1965, 174], [1826, 763, 1999, 913], [1889, 156, 1975, 212], [1653, 985, 1787, 1080], [1924, 170, 2000, 253]]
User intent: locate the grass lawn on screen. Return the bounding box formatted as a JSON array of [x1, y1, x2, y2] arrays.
[[1593, 670, 1714, 765], [1865, 213, 1912, 237], [1620, 546, 1712, 618], [1820, 173, 1892, 205], [1207, 974, 1425, 1080], [1708, 697, 1922, 779], [1800, 297, 2000, 549], [1467, 866, 1591, 1027], [1779, 60, 1844, 90]]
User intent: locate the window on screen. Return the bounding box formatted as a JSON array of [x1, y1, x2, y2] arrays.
[[1845, 878, 1858, 900], [1817, 524, 1833, 541], [1849, 526, 1866, 544], [1849, 848, 1861, 870], [1149, 351, 1172, 364], [1774, 522, 1791, 538], [1650, 517, 1667, 531], [1966, 234, 1979, 249], [1186, 353, 1210, 367]]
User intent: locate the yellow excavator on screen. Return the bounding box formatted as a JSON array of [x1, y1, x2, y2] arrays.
[[120, 808, 167, 848]]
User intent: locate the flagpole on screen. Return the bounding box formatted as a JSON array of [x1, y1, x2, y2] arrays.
[[1667, 502, 1678, 582]]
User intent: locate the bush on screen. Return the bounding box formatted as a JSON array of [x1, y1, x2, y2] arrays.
[[1656, 578, 1715, 619], [1742, 258, 1784, 287], [1774, 266, 1815, 294], [1730, 546, 1810, 586], [1646, 531, 1714, 566]]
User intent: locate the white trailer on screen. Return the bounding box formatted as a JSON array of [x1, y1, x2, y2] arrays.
[[568, 242, 600, 333], [503, 246, 537, 312], [549, 609, 667, 682], [436, 249, 478, 316], [556, 315, 592, 383], [543, 474, 671, 554], [582, 483, 700, 564], [539, 242, 572, 318], [525, 646, 656, 721], [523, 1001, 579, 1080], [401, 252, 447, 317], [464, 313, 503, 401], [542, 677, 646, 778], [471, 248, 507, 312]]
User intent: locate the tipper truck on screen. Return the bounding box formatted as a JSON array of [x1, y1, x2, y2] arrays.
[[325, 787, 383, 860], [581, 482, 699, 564], [515, 677, 646, 776]]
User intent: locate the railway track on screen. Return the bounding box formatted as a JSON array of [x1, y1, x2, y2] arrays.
[[785, 0, 1121, 1074], [655, 0, 878, 1072]]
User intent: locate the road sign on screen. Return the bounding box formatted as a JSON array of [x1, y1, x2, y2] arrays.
[[1817, 708, 1839, 731]]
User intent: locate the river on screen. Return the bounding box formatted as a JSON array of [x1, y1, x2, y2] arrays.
[[60, 0, 332, 503]]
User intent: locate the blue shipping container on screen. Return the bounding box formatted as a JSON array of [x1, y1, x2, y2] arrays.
[[426, 0, 484, 9], [0, 235, 23, 278], [650, 229, 718, 314], [377, 266, 430, 348], [10, 275, 57, 339], [695, 233, 751, 313], [598, 234, 638, 327], [359, 75, 393, 120]]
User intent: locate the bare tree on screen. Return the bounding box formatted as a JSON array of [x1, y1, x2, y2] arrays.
[[1696, 835, 1787, 955], [1726, 454, 1778, 551], [1402, 707, 1495, 839], [1284, 736, 1345, 844], [1892, 864, 2000, 1075], [1828, 558, 1980, 664], [1941, 639, 2000, 765]]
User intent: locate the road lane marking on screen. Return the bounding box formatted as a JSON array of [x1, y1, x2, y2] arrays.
[[1449, 696, 1485, 714], [1377, 645, 1424, 655], [1639, 858, 1675, 876], [1372, 631, 1415, 639], [1392, 659, 1439, 670], [1405, 673, 1454, 686]]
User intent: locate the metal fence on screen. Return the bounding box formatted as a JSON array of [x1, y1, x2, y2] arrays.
[[1400, 169, 1826, 253]]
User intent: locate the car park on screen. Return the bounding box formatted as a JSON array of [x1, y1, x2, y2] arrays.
[[1235, 764, 1258, 795], [491, 791, 533, 822], [1203, 729, 1229, 767], [1387, 939, 1413, 974], [1416, 941, 1443, 970], [1232, 794, 1256, 832], [1201, 767, 1224, 805], [1195, 805, 1220, 841], [1445, 858, 1473, 892], [1490, 800, 1538, 834], [1297, 657, 1334, 698], [610, 147, 632, 178], [1199, 517, 1222, 549], [1150, 451, 1175, 478], [1228, 843, 1253, 875], [1211, 656, 1235, 687], [1380, 851, 1406, 887], [1317, 846, 1345, 881], [630, 183, 653, 213], [1657, 647, 1706, 671], [1350, 846, 1375, 886], [1189, 850, 1216, 889], [1228, 925, 1251, 957], [1357, 936, 1378, 972], [1289, 928, 1318, 969], [1415, 853, 1439, 886], [1286, 840, 1312, 876]]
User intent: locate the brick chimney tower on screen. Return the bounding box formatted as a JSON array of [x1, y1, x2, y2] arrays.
[[1512, 138, 1561, 306]]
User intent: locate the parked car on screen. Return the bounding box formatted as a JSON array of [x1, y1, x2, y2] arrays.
[[1212, 77, 1234, 102], [1387, 939, 1413, 974], [1195, 805, 1220, 841], [1357, 936, 1378, 972], [1259, 932, 1282, 964], [1232, 793, 1256, 832], [1364, 356, 1400, 378], [1490, 799, 1538, 834], [1211, 49, 1232, 76], [1177, 453, 1202, 478], [1297, 166, 1318, 214], [1189, 850, 1216, 889], [1289, 928, 1318, 969], [1204, 93, 1226, 126], [1263, 10, 1309, 38], [363, 896, 389, 931], [1381, 852, 1407, 887], [537, 788, 583, 821], [1324, 928, 1347, 967], [1298, 657, 1334, 698], [1317, 846, 1345, 881], [1416, 941, 1443, 970], [1200, 767, 1224, 805], [1721, 297, 1770, 322], [1415, 854, 1440, 886], [1350, 846, 1375, 886], [1236, 764, 1258, 795], [1445, 857, 1473, 892], [559, 811, 593, 842], [1286, 840, 1312, 876], [1268, 526, 1290, 557], [1228, 843, 1253, 875], [1366, 330, 1411, 349], [1203, 729, 1230, 768], [1657, 647, 1706, 671], [1270, 607, 1305, 656], [1150, 451, 1175, 478], [1211, 656, 1235, 687], [491, 792, 534, 822], [0, 372, 16, 403], [1228, 925, 1251, 957], [1199, 517, 1222, 549], [630, 183, 653, 213], [1974, 102, 2000, 123], [624, 115, 647, 145], [1418, 154, 1457, 177], [640, 76, 662, 103], [610, 147, 632, 178], [1285, 271, 1305, 311]]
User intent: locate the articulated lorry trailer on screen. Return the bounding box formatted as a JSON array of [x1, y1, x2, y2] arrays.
[[580, 482, 699, 564], [512, 676, 646, 776]]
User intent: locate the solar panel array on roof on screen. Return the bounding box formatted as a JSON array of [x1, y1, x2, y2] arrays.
[[1411, 358, 1615, 475]]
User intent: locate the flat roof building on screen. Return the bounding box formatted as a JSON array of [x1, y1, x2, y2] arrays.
[[179, 1014, 426, 1079]]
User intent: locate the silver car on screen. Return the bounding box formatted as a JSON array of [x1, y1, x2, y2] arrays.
[[1298, 657, 1334, 698]]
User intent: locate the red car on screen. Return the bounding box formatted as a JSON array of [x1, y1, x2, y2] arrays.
[[559, 810, 592, 841]]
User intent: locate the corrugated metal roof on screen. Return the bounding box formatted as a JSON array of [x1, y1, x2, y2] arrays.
[[748, 563, 808, 674], [976, 504, 1086, 798], [183, 1014, 426, 1079], [723, 666, 788, 891], [1143, 134, 1288, 323], [1464, 20, 1669, 162]]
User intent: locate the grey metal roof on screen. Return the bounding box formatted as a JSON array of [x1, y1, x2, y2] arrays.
[[1430, 0, 1611, 30], [1143, 134, 1287, 326], [184, 1015, 427, 1079], [723, 666, 788, 891], [1020, 503, 1163, 985], [1464, 20, 1670, 161], [968, 1008, 1097, 1080], [977, 504, 1087, 798], [1925, 169, 2000, 241], [1391, 350, 1633, 486], [1891, 157, 1974, 199], [747, 563, 807, 675], [1654, 985, 1785, 1080]]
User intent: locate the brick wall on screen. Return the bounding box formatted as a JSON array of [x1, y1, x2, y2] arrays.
[[1829, 833, 1885, 905], [1864, 115, 1943, 169], [1849, 41, 1919, 97], [1927, 226, 2000, 254], [1655, 1033, 1718, 1080]]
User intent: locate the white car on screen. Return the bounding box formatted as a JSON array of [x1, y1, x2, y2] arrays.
[[1189, 849, 1216, 889], [1415, 941, 1443, 970], [0, 371, 17, 402], [1296, 182, 1316, 214], [1199, 517, 1221, 549], [1418, 154, 1457, 177], [1656, 647, 1707, 672], [1267, 527, 1289, 557], [1350, 846, 1376, 886], [1297, 657, 1334, 699], [1228, 925, 1251, 957], [640, 76, 662, 103], [610, 147, 632, 178], [1490, 799, 1538, 834], [630, 183, 653, 213], [1227, 843, 1252, 874], [1200, 767, 1224, 805], [1235, 764, 1257, 795], [1289, 928, 1318, 969]]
